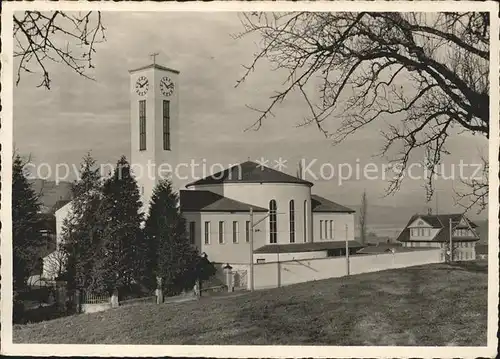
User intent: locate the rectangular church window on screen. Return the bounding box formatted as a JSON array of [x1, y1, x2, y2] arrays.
[[189, 221, 195, 244], [233, 221, 239, 243], [246, 221, 250, 243], [163, 100, 170, 150], [139, 100, 146, 150], [204, 221, 210, 245], [219, 221, 225, 244]]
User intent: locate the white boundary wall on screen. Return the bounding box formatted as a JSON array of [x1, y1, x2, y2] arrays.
[[251, 248, 443, 290]]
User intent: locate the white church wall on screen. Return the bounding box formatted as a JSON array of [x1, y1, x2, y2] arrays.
[[185, 211, 268, 264], [312, 212, 355, 242], [192, 182, 313, 245]]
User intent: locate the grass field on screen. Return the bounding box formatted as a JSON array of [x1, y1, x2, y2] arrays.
[[14, 260, 488, 346]]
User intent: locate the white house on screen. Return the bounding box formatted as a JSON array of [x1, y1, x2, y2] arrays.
[[42, 200, 72, 279], [396, 213, 480, 261]]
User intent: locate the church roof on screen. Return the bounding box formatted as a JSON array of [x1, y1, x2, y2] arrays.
[[185, 161, 313, 188], [180, 190, 267, 213], [311, 194, 355, 213], [128, 63, 180, 74]]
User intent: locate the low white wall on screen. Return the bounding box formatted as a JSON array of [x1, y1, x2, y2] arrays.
[[81, 302, 112, 313], [252, 248, 442, 290], [253, 250, 328, 263]]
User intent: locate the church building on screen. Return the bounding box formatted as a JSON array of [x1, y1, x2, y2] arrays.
[[127, 61, 360, 266], [44, 61, 361, 279]]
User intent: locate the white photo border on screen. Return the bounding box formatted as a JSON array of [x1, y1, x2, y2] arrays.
[[1, 1, 498, 357]]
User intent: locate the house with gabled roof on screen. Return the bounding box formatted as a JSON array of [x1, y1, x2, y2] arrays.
[[396, 213, 480, 261]]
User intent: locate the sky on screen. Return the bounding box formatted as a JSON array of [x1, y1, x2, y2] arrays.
[[13, 11, 489, 219]]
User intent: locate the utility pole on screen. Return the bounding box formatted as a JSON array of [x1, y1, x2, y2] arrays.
[[345, 224, 350, 275], [449, 217, 453, 263], [249, 208, 286, 291], [277, 243, 281, 288], [249, 207, 254, 291]]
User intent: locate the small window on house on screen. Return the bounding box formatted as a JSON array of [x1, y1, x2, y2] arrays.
[[233, 221, 239, 243], [256, 258, 266, 264], [246, 221, 251, 243], [189, 221, 196, 244], [218, 221, 225, 244], [204, 221, 210, 245]]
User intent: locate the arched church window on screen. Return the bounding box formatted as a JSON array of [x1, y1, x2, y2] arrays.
[[269, 200, 277, 244], [289, 200, 295, 243]]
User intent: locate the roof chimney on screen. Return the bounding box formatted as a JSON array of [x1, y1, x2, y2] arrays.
[[427, 207, 432, 215]]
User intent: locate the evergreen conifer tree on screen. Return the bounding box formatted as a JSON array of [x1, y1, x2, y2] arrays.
[[143, 179, 200, 295], [61, 152, 105, 293], [12, 155, 42, 293], [93, 156, 144, 295]]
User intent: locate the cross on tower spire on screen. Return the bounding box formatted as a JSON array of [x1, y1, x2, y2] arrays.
[[149, 52, 160, 65]]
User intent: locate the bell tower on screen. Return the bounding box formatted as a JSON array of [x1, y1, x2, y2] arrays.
[[129, 61, 180, 215]]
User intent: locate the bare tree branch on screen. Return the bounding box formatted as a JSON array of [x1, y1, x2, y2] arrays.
[[13, 11, 106, 89], [236, 12, 490, 213]]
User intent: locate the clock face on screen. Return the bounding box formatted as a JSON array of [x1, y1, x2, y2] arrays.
[[160, 76, 175, 97], [135, 76, 149, 96]]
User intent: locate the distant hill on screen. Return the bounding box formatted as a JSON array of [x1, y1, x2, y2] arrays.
[[30, 179, 72, 213]]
